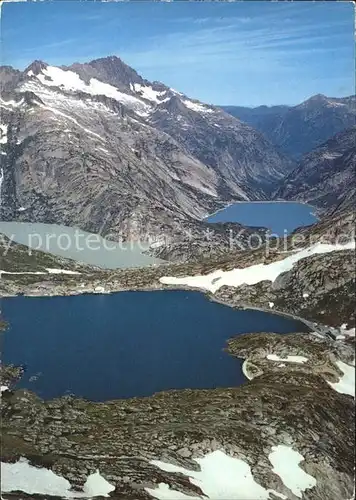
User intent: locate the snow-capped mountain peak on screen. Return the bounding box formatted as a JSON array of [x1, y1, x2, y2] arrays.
[[0, 55, 293, 251]]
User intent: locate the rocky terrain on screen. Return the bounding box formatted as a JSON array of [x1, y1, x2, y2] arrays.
[[274, 127, 356, 213], [0, 57, 292, 259], [222, 94, 356, 159]]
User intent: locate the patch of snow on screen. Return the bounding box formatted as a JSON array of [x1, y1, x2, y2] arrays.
[[36, 66, 149, 115], [0, 124, 8, 144], [133, 83, 166, 103], [96, 146, 110, 155], [1, 385, 9, 393], [321, 152, 343, 160], [267, 354, 308, 364], [269, 302, 274, 309], [1, 458, 75, 497], [327, 361, 355, 397], [0, 98, 24, 108], [148, 450, 286, 500], [269, 445, 317, 498], [82, 470, 115, 497], [302, 292, 309, 298], [27, 70, 34, 77], [0, 270, 45, 276], [1, 459, 115, 498], [340, 326, 355, 338], [0, 269, 79, 276], [45, 268, 80, 275], [159, 241, 355, 293], [278, 363, 286, 367], [36, 102, 107, 142], [18, 207, 27, 212], [183, 100, 214, 114], [0, 168, 4, 206], [145, 483, 198, 500], [326, 100, 347, 108], [169, 88, 184, 96]]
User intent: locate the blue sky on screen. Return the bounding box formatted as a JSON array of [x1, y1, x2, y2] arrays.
[[1, 1, 354, 106]]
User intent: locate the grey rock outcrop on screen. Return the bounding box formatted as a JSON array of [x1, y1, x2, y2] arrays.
[[274, 127, 356, 213]]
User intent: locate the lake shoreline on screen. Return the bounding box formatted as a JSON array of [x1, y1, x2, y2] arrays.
[[204, 199, 319, 221], [1, 280, 325, 338]]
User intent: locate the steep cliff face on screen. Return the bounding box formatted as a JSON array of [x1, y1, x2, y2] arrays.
[[274, 127, 356, 213], [0, 57, 292, 247], [222, 94, 356, 159]]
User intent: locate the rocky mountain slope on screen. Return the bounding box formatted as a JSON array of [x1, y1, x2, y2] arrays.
[[0, 56, 292, 253], [222, 94, 356, 159], [274, 127, 356, 213]]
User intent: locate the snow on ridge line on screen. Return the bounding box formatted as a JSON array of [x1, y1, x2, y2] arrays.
[[183, 99, 215, 114], [1, 458, 115, 497], [35, 65, 149, 115], [132, 83, 167, 103], [159, 240, 355, 293]]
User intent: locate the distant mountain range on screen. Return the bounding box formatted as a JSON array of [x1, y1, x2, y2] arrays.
[[274, 126, 356, 213], [221, 94, 356, 160], [0, 56, 293, 257]]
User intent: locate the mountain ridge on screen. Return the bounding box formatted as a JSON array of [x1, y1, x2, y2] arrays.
[[0, 55, 293, 260], [221, 94, 356, 159], [274, 126, 356, 213]]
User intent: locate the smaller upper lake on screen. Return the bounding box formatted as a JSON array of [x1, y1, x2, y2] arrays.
[[2, 291, 309, 402], [206, 201, 318, 235], [0, 222, 162, 269]]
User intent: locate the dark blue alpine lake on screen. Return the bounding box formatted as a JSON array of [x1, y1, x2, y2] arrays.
[[206, 201, 318, 235], [2, 290, 309, 401]]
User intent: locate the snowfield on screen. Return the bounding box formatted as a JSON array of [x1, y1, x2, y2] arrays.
[[269, 445, 317, 498], [183, 99, 215, 114], [147, 450, 287, 500], [266, 354, 309, 363], [34, 65, 150, 115], [327, 361, 355, 397], [132, 83, 168, 103], [159, 241, 355, 293], [147, 446, 319, 499], [1, 458, 115, 498]]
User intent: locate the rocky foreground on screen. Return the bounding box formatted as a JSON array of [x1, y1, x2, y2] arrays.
[[1, 329, 355, 500]]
